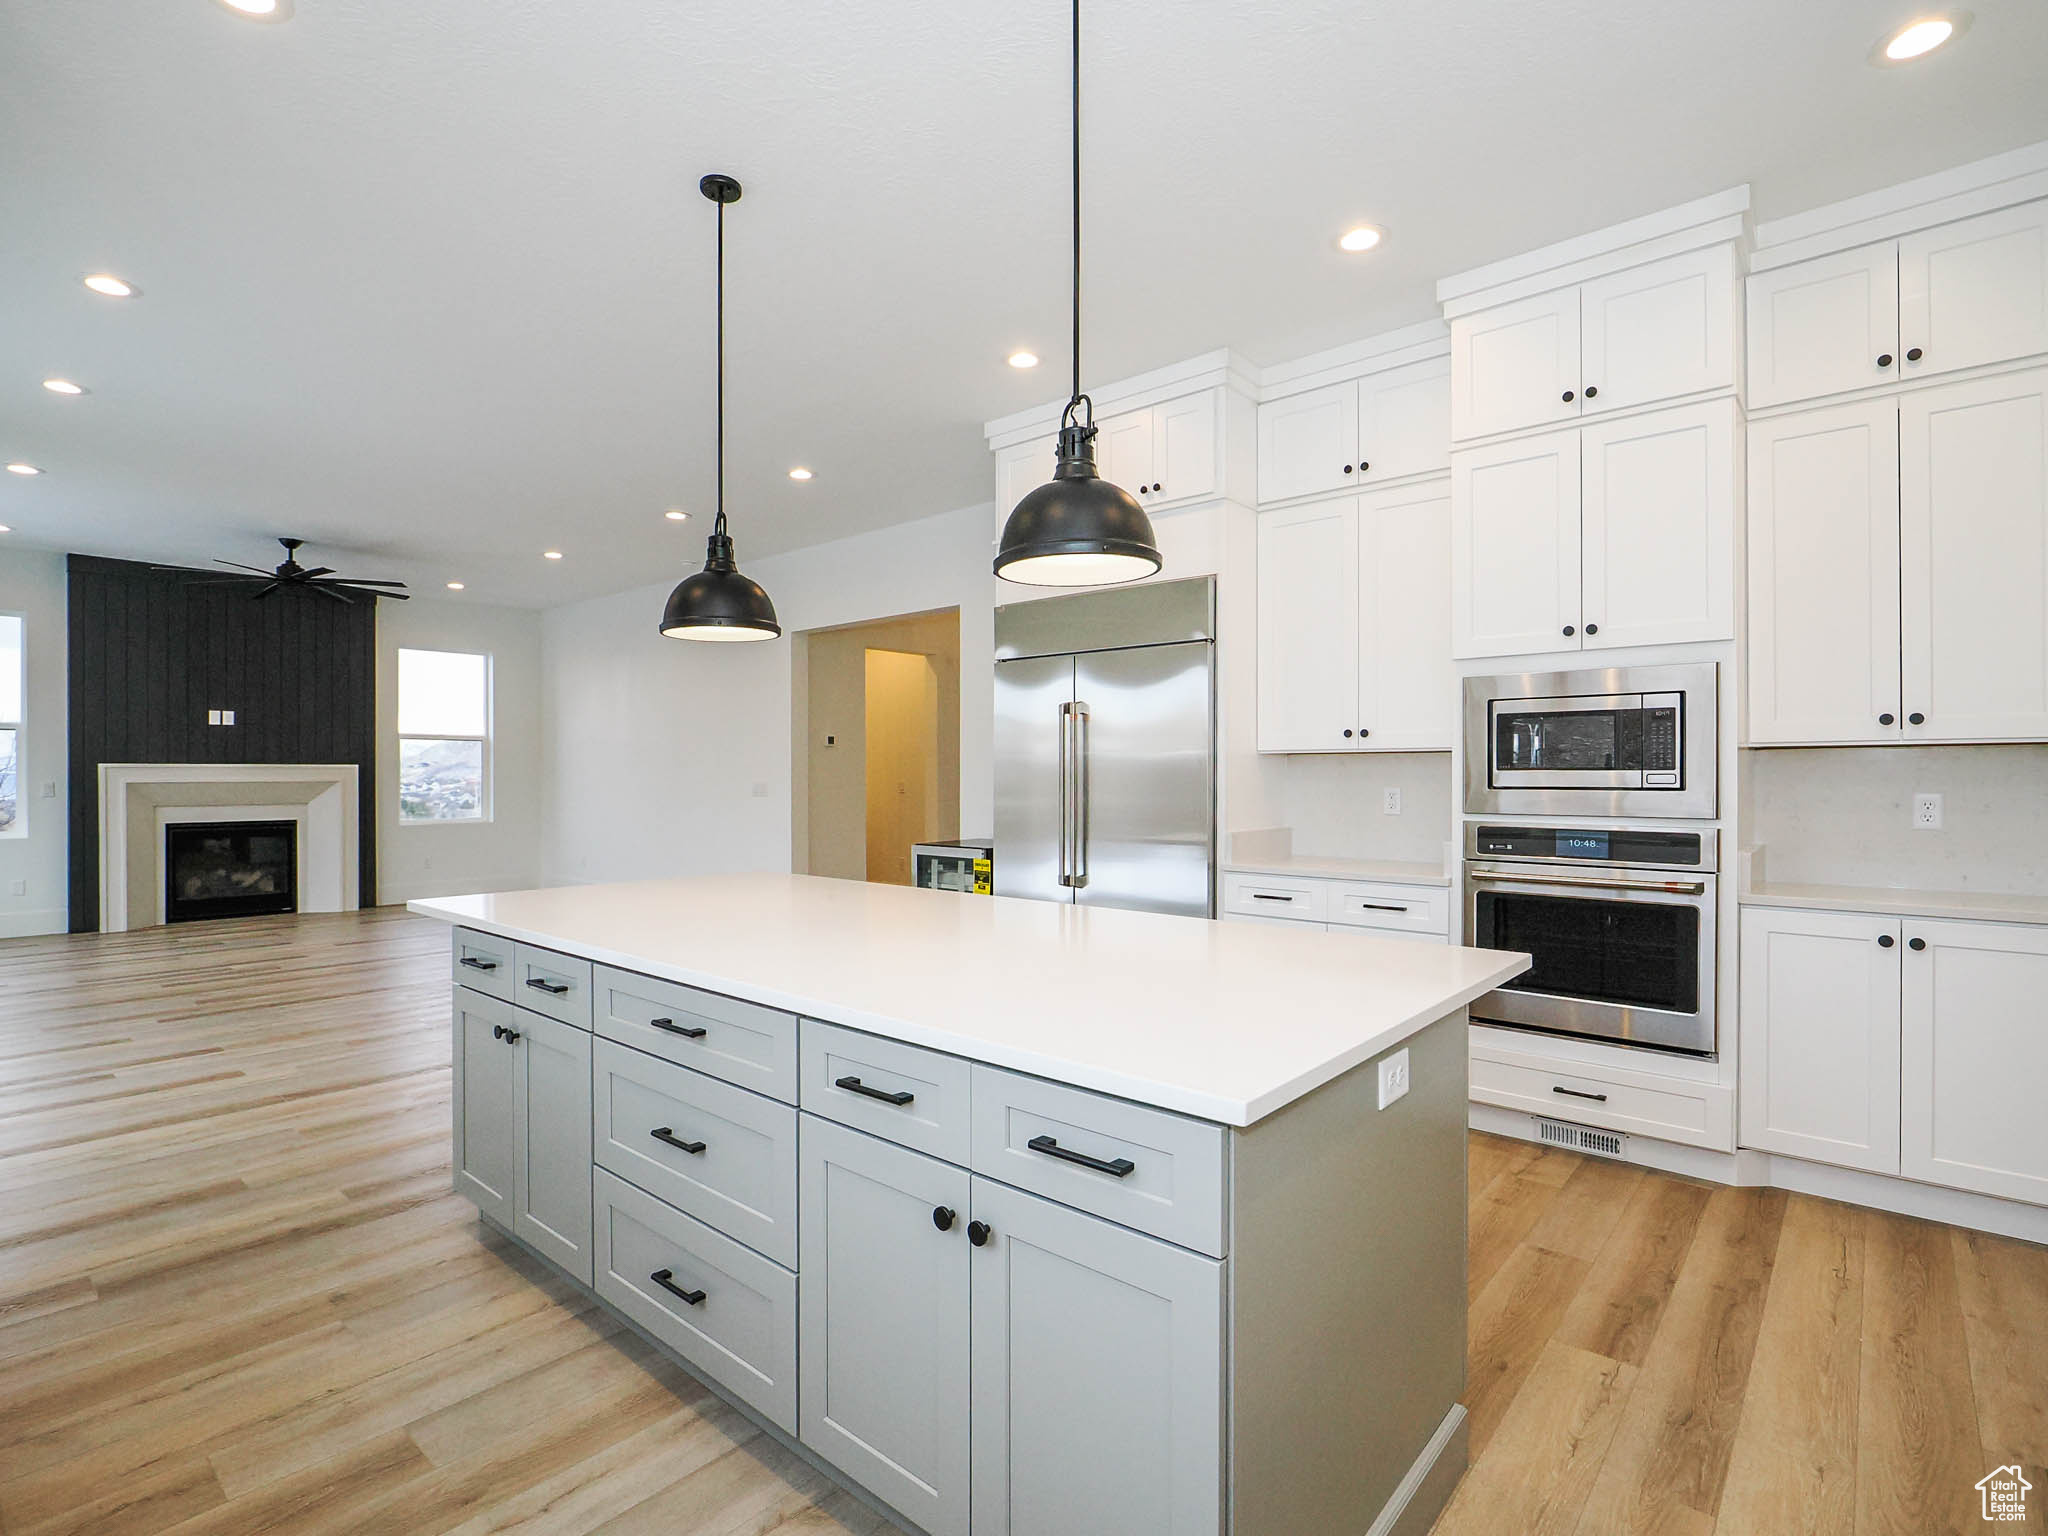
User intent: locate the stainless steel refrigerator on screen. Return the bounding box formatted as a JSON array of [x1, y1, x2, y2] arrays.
[[993, 576, 1216, 917]]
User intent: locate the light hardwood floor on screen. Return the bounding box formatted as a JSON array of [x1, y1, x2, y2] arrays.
[[0, 910, 2042, 1536]]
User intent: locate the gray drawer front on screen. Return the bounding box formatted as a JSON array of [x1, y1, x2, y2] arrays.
[[451, 928, 515, 1001], [593, 1167, 796, 1435], [593, 1038, 798, 1268], [969, 1065, 1227, 1256], [594, 966, 797, 1104], [512, 944, 593, 1029], [800, 1019, 972, 1165]]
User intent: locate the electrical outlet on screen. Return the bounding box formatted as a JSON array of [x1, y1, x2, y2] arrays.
[[39, 781, 54, 798], [7, 880, 25, 897], [750, 781, 770, 798], [1381, 787, 1402, 816], [1377, 1048, 1411, 1110], [1912, 792, 1944, 830]]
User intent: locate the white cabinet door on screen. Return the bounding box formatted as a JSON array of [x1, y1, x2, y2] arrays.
[[1898, 199, 2048, 383], [968, 1177, 1224, 1536], [1356, 358, 1451, 485], [799, 1114, 971, 1536], [1738, 907, 1901, 1175], [1901, 919, 2048, 1205], [1356, 485, 1454, 750], [1450, 287, 1581, 441], [1256, 381, 1356, 504], [996, 435, 1056, 534], [453, 991, 517, 1228], [1094, 407, 1156, 500], [1746, 241, 1899, 408], [1256, 501, 1359, 751], [1746, 401, 1902, 744], [1579, 245, 1736, 416], [1450, 428, 1582, 658], [1152, 392, 1217, 505], [1900, 367, 2048, 743], [511, 1011, 594, 1284], [1579, 400, 1735, 650]]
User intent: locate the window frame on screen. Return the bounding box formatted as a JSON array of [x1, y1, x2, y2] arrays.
[[0, 613, 23, 840], [396, 646, 493, 827]]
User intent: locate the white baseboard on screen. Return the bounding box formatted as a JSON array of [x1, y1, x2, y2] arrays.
[[0, 907, 69, 939]]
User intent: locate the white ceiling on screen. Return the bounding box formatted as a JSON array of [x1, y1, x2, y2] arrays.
[[4, 0, 2046, 607]]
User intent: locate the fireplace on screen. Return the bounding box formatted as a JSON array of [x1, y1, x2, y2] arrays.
[[165, 821, 299, 924]]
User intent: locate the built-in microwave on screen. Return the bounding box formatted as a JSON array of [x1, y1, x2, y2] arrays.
[[1462, 663, 1718, 819]]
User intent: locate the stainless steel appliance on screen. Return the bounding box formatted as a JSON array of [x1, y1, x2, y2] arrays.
[[1464, 822, 1717, 1055], [994, 577, 1216, 917], [1463, 663, 1718, 819], [912, 841, 994, 895]]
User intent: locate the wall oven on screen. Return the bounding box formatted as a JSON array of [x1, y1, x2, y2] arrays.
[[1464, 823, 1717, 1056], [1463, 663, 1718, 819]]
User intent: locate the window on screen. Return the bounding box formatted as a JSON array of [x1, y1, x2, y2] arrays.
[[397, 648, 490, 823], [0, 615, 19, 836]]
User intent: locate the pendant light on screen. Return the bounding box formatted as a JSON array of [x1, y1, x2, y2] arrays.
[[993, 0, 1162, 587], [660, 173, 782, 641]]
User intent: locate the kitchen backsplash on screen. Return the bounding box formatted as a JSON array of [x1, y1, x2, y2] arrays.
[[1743, 745, 2048, 895], [1267, 751, 1454, 867]]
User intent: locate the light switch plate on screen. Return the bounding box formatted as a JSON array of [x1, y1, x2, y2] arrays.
[[1377, 1048, 1411, 1109]]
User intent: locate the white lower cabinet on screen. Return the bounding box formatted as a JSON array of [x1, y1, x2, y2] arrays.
[[968, 1176, 1224, 1536]]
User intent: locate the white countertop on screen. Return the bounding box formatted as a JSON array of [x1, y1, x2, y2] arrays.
[[411, 875, 1526, 1127], [1740, 881, 2048, 926], [1222, 855, 1452, 887]]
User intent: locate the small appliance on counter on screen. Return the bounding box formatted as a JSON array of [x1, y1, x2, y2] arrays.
[[912, 841, 994, 895]]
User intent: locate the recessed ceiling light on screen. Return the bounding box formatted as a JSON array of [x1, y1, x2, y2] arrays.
[[787, 467, 813, 481], [0, 525, 11, 534], [1874, 12, 1970, 61], [1338, 225, 1383, 253], [83, 273, 138, 298], [543, 550, 564, 560], [6, 463, 41, 476], [665, 508, 690, 521], [215, 0, 293, 18], [42, 378, 87, 396], [1008, 351, 1040, 369]]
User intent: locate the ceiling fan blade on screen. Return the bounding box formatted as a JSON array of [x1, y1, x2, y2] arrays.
[[310, 583, 354, 603], [250, 582, 283, 601], [326, 583, 410, 601], [300, 566, 335, 579], [315, 577, 409, 587], [214, 559, 281, 575]]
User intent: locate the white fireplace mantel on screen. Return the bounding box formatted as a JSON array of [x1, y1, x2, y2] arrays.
[[98, 763, 359, 933]]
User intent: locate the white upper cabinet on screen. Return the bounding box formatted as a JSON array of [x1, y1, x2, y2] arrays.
[[1153, 392, 1219, 504], [1579, 244, 1737, 416], [1746, 241, 1900, 409], [1356, 358, 1453, 484], [1450, 429, 1581, 658], [1450, 287, 1581, 441], [1579, 400, 1735, 650], [1899, 366, 2048, 742], [1898, 199, 2048, 383], [1257, 382, 1353, 503], [1256, 501, 1359, 752], [1255, 359, 1450, 506], [1094, 408, 1156, 500], [1746, 400, 1902, 745], [1355, 486, 1454, 749], [995, 434, 1055, 534], [992, 390, 1224, 541]]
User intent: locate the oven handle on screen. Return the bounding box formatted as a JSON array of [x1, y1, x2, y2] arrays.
[[1467, 870, 1707, 896]]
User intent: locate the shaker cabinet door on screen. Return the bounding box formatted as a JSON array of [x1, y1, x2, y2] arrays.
[[511, 1011, 593, 1284], [1450, 286, 1581, 441], [1152, 392, 1217, 505], [1450, 428, 1581, 658], [1897, 199, 2048, 383], [453, 991, 518, 1227], [1745, 241, 1899, 408], [1356, 486, 1453, 750], [1093, 407, 1156, 501], [1256, 381, 1357, 504], [1355, 357, 1451, 484], [1578, 245, 1736, 416], [1256, 500, 1359, 750]]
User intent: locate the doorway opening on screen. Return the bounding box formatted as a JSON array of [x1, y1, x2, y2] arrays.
[[794, 608, 960, 885]]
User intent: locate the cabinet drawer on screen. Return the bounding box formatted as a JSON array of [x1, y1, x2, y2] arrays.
[[593, 1039, 798, 1267], [594, 965, 797, 1104], [1221, 871, 1329, 922], [800, 1019, 971, 1165], [592, 1167, 796, 1435], [1328, 882, 1448, 937], [1469, 1048, 1733, 1151], [451, 928, 516, 1001], [969, 1066, 1227, 1256], [512, 944, 592, 1029]]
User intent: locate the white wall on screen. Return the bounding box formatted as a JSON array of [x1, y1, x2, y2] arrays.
[[376, 597, 545, 904], [0, 547, 68, 937], [1267, 752, 1456, 867]]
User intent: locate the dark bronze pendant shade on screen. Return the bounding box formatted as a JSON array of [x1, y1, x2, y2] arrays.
[[661, 173, 781, 642], [994, 0, 1161, 588]]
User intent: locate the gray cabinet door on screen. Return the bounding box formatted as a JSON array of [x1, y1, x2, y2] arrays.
[[452, 989, 517, 1228], [969, 1176, 1224, 1536], [512, 1010, 594, 1285], [799, 1114, 971, 1536]]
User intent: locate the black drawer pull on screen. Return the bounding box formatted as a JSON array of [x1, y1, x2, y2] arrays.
[[651, 1126, 706, 1155], [525, 977, 570, 996], [835, 1075, 914, 1106], [1250, 892, 1294, 902], [648, 1016, 708, 1039], [649, 1269, 705, 1306], [1353, 902, 1410, 913], [1027, 1134, 1135, 1178], [459, 956, 499, 972], [1552, 1086, 1607, 1103]]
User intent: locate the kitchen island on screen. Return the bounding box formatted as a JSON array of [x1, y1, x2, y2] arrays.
[[411, 874, 1528, 1536]]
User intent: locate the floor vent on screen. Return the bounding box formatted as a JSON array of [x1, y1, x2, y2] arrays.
[[1535, 1117, 1627, 1159]]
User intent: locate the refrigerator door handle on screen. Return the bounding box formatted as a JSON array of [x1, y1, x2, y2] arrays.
[[1071, 701, 1091, 888], [1057, 701, 1074, 888]]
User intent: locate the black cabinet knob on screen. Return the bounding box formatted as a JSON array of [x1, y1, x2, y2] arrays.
[[1878, 934, 1895, 948], [1152, 482, 1161, 493], [1561, 390, 1575, 403], [1878, 353, 1894, 368], [932, 1206, 956, 1232], [1584, 385, 1599, 399], [1879, 713, 1896, 726], [1585, 623, 1599, 636], [1358, 727, 1370, 738], [1342, 464, 1354, 474], [1908, 712, 1925, 725], [1909, 937, 1927, 951], [502, 1028, 520, 1045], [968, 1220, 992, 1247], [1342, 729, 1354, 739], [1906, 347, 1923, 362], [1562, 625, 1576, 637], [1358, 460, 1369, 472]]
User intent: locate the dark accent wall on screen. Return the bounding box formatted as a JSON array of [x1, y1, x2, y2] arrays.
[[66, 553, 378, 932]]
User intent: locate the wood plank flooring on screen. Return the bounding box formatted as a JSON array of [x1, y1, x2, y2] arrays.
[[1, 909, 2043, 1536]]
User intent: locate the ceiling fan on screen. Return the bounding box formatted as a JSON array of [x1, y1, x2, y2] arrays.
[[157, 538, 411, 602]]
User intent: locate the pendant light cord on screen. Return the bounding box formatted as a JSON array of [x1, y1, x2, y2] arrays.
[[1070, 0, 1081, 412], [715, 193, 727, 538]]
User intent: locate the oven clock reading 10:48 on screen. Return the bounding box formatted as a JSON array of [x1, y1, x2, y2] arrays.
[[1557, 832, 1611, 860]]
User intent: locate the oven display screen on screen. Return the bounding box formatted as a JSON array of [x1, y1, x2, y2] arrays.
[[1555, 832, 1610, 860]]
